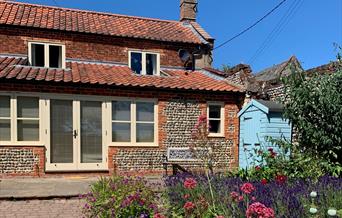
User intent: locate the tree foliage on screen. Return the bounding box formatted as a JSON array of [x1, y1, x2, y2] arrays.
[[282, 63, 342, 163]]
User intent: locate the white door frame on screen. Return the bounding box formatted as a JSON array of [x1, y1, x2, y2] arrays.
[[45, 97, 108, 172]]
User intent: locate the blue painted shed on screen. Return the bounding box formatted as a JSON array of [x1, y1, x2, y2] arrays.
[[238, 99, 292, 169]]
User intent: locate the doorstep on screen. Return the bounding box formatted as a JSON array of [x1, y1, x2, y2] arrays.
[[0, 176, 98, 200]]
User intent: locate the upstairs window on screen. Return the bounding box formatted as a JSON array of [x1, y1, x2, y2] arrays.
[[207, 102, 225, 137], [29, 42, 65, 69], [129, 51, 160, 75]]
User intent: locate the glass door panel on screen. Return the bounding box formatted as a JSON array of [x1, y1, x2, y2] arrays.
[[80, 101, 102, 163], [50, 100, 73, 163]]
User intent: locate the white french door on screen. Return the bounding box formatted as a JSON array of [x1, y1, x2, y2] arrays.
[[46, 99, 107, 171]]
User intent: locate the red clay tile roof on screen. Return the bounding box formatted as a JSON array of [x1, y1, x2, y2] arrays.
[[0, 56, 241, 92], [0, 1, 212, 44]]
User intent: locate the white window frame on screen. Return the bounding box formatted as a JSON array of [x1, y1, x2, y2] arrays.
[[110, 97, 158, 147], [128, 51, 160, 76], [207, 102, 225, 137], [0, 93, 44, 146], [28, 41, 66, 69]]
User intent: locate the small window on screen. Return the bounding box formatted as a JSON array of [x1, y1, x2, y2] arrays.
[[29, 42, 65, 68], [129, 51, 160, 76], [130, 52, 143, 74], [17, 97, 40, 141], [49, 45, 62, 68], [0, 96, 11, 141], [207, 102, 224, 137], [112, 101, 131, 142], [31, 44, 45, 67]]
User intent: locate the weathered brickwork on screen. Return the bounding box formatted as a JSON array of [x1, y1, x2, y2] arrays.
[[0, 148, 39, 174], [0, 26, 199, 68]]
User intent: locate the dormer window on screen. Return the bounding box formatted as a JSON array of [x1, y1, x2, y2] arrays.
[[28, 42, 66, 69], [129, 51, 160, 75]]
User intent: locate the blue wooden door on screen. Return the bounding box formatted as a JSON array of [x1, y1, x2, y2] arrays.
[[239, 109, 263, 169]]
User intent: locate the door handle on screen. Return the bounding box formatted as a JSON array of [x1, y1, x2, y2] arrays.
[[73, 130, 78, 139]]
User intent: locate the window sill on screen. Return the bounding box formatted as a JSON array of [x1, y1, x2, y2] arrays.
[[208, 134, 225, 138], [0, 142, 45, 147], [109, 143, 159, 148]]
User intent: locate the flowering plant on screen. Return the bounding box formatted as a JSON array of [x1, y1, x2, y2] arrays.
[[81, 176, 163, 218]]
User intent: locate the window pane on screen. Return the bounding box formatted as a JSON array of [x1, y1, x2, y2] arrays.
[[112, 123, 130, 142], [112, 101, 130, 121], [0, 119, 10, 141], [17, 120, 39, 141], [130, 52, 142, 74], [146, 53, 157, 75], [17, 97, 39, 118], [50, 100, 73, 163], [81, 101, 102, 163], [209, 120, 221, 134], [49, 45, 62, 68], [0, 96, 10, 117], [136, 123, 154, 142], [209, 105, 221, 119], [136, 102, 154, 122], [31, 44, 45, 67]]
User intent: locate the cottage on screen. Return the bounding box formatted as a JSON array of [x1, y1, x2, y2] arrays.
[[0, 1, 243, 177]]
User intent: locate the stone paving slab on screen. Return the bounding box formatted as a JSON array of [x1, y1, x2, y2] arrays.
[[0, 177, 98, 199], [0, 199, 84, 218]]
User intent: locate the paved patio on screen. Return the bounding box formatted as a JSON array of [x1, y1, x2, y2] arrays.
[[0, 177, 97, 199], [0, 199, 84, 218]]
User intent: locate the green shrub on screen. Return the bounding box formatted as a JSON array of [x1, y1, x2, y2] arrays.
[[81, 176, 162, 218]]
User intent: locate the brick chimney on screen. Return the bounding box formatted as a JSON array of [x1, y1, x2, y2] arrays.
[[180, 0, 198, 22]]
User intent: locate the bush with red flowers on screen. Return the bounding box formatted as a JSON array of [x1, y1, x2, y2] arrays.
[[246, 202, 275, 218], [241, 183, 256, 194], [184, 177, 197, 189]]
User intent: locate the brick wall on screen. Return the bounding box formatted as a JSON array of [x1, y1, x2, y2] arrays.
[[0, 26, 200, 68], [0, 81, 242, 177]]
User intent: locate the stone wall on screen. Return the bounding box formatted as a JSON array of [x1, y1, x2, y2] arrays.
[[267, 85, 285, 102], [0, 147, 43, 176]]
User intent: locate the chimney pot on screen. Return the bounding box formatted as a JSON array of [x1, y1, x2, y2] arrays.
[[180, 0, 198, 22]]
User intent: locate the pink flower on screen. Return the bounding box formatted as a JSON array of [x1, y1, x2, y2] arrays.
[[241, 183, 256, 194], [183, 201, 196, 210], [251, 196, 256, 201], [246, 202, 275, 218], [183, 194, 190, 199], [255, 166, 261, 171], [198, 114, 207, 123], [261, 178, 268, 185], [153, 213, 166, 218], [238, 196, 244, 202], [230, 191, 239, 200], [216, 216, 225, 218], [184, 178, 197, 189]]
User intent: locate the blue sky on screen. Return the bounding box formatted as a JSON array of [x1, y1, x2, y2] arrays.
[[16, 0, 342, 72]]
